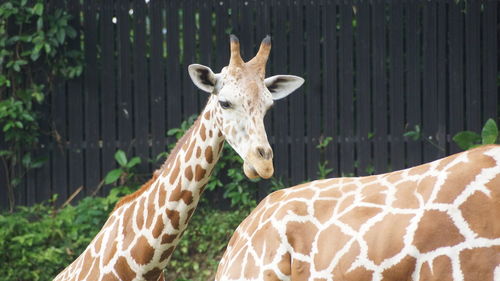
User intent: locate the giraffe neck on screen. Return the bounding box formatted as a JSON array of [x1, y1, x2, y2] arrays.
[[55, 96, 226, 281]]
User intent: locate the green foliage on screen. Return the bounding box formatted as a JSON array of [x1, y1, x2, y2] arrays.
[[0, 191, 246, 281], [104, 150, 142, 185], [453, 118, 499, 150], [0, 0, 83, 211], [316, 135, 334, 179], [403, 124, 421, 141], [0, 196, 111, 281]]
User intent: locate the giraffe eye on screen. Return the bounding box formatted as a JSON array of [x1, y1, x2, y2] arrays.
[[219, 100, 231, 109]]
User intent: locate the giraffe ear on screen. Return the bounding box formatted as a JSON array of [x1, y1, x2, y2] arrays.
[[265, 75, 304, 100], [188, 64, 218, 93]]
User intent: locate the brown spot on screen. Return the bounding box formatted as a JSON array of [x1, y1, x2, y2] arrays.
[[161, 233, 176, 244], [291, 260, 311, 280], [278, 252, 291, 275], [413, 210, 464, 253], [209, 129, 213, 138], [386, 171, 403, 183], [185, 141, 196, 162], [361, 183, 387, 205], [114, 256, 136, 281], [146, 201, 155, 229], [102, 273, 120, 281], [460, 246, 500, 281], [94, 233, 103, 253], [169, 159, 181, 184], [196, 147, 201, 158], [318, 188, 342, 198], [195, 164, 206, 181], [460, 183, 500, 238], [381, 255, 416, 281], [200, 124, 207, 140], [87, 257, 101, 280], [314, 179, 339, 188], [205, 146, 213, 163], [166, 209, 181, 229], [122, 218, 136, 251], [204, 110, 211, 120], [341, 183, 357, 193], [144, 267, 162, 281], [228, 246, 246, 279], [182, 190, 193, 205], [436, 151, 496, 203], [408, 163, 430, 176], [137, 198, 145, 229], [77, 251, 93, 279], [264, 270, 280, 281], [339, 206, 382, 231], [364, 213, 414, 264], [251, 222, 280, 264], [104, 223, 119, 264], [152, 214, 164, 238], [184, 166, 193, 181], [359, 175, 378, 184], [393, 180, 420, 208], [419, 255, 453, 281], [131, 236, 155, 265], [416, 175, 437, 203], [286, 221, 318, 255], [160, 246, 175, 263], [314, 224, 352, 270], [244, 253, 259, 279], [435, 152, 461, 170], [285, 185, 315, 200]]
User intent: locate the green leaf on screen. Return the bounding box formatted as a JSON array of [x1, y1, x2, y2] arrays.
[[453, 131, 481, 150], [126, 157, 141, 169], [114, 150, 127, 166], [481, 118, 498, 145], [33, 3, 44, 15], [104, 169, 122, 184], [22, 154, 31, 168]]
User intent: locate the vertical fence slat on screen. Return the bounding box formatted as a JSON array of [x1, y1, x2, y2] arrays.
[[67, 1, 85, 201], [355, 1, 371, 176], [389, 2, 405, 171], [482, 1, 498, 123], [181, 0, 198, 119], [465, 1, 481, 132], [51, 80, 68, 205], [117, 0, 133, 151], [305, 1, 321, 179], [339, 3, 354, 175], [166, 1, 182, 131], [271, 0, 289, 184], [448, 1, 464, 154], [289, 0, 306, 184], [405, 1, 422, 167], [84, 0, 101, 193], [215, 0, 229, 71], [422, 2, 439, 162], [133, 0, 150, 170], [100, 0, 117, 195], [436, 2, 447, 157], [322, 0, 338, 177], [150, 0, 166, 160], [371, 1, 388, 173]]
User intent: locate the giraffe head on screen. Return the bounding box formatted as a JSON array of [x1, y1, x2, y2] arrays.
[[188, 35, 304, 179]]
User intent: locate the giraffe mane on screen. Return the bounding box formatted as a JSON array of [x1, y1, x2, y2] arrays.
[[112, 116, 202, 210]]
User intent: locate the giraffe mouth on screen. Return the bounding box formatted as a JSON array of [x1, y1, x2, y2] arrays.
[[243, 160, 274, 179]]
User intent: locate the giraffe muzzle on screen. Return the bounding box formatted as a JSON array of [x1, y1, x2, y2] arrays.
[[244, 150, 274, 179]]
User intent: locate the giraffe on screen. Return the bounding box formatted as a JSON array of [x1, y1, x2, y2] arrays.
[[215, 145, 500, 281], [53, 35, 304, 281]]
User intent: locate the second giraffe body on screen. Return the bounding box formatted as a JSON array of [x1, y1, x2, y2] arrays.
[[216, 145, 500, 281]]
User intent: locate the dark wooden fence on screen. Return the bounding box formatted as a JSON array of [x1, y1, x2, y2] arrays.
[[1, 0, 498, 209]]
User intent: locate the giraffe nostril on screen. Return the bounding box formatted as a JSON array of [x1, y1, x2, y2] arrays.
[[256, 147, 272, 160]]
